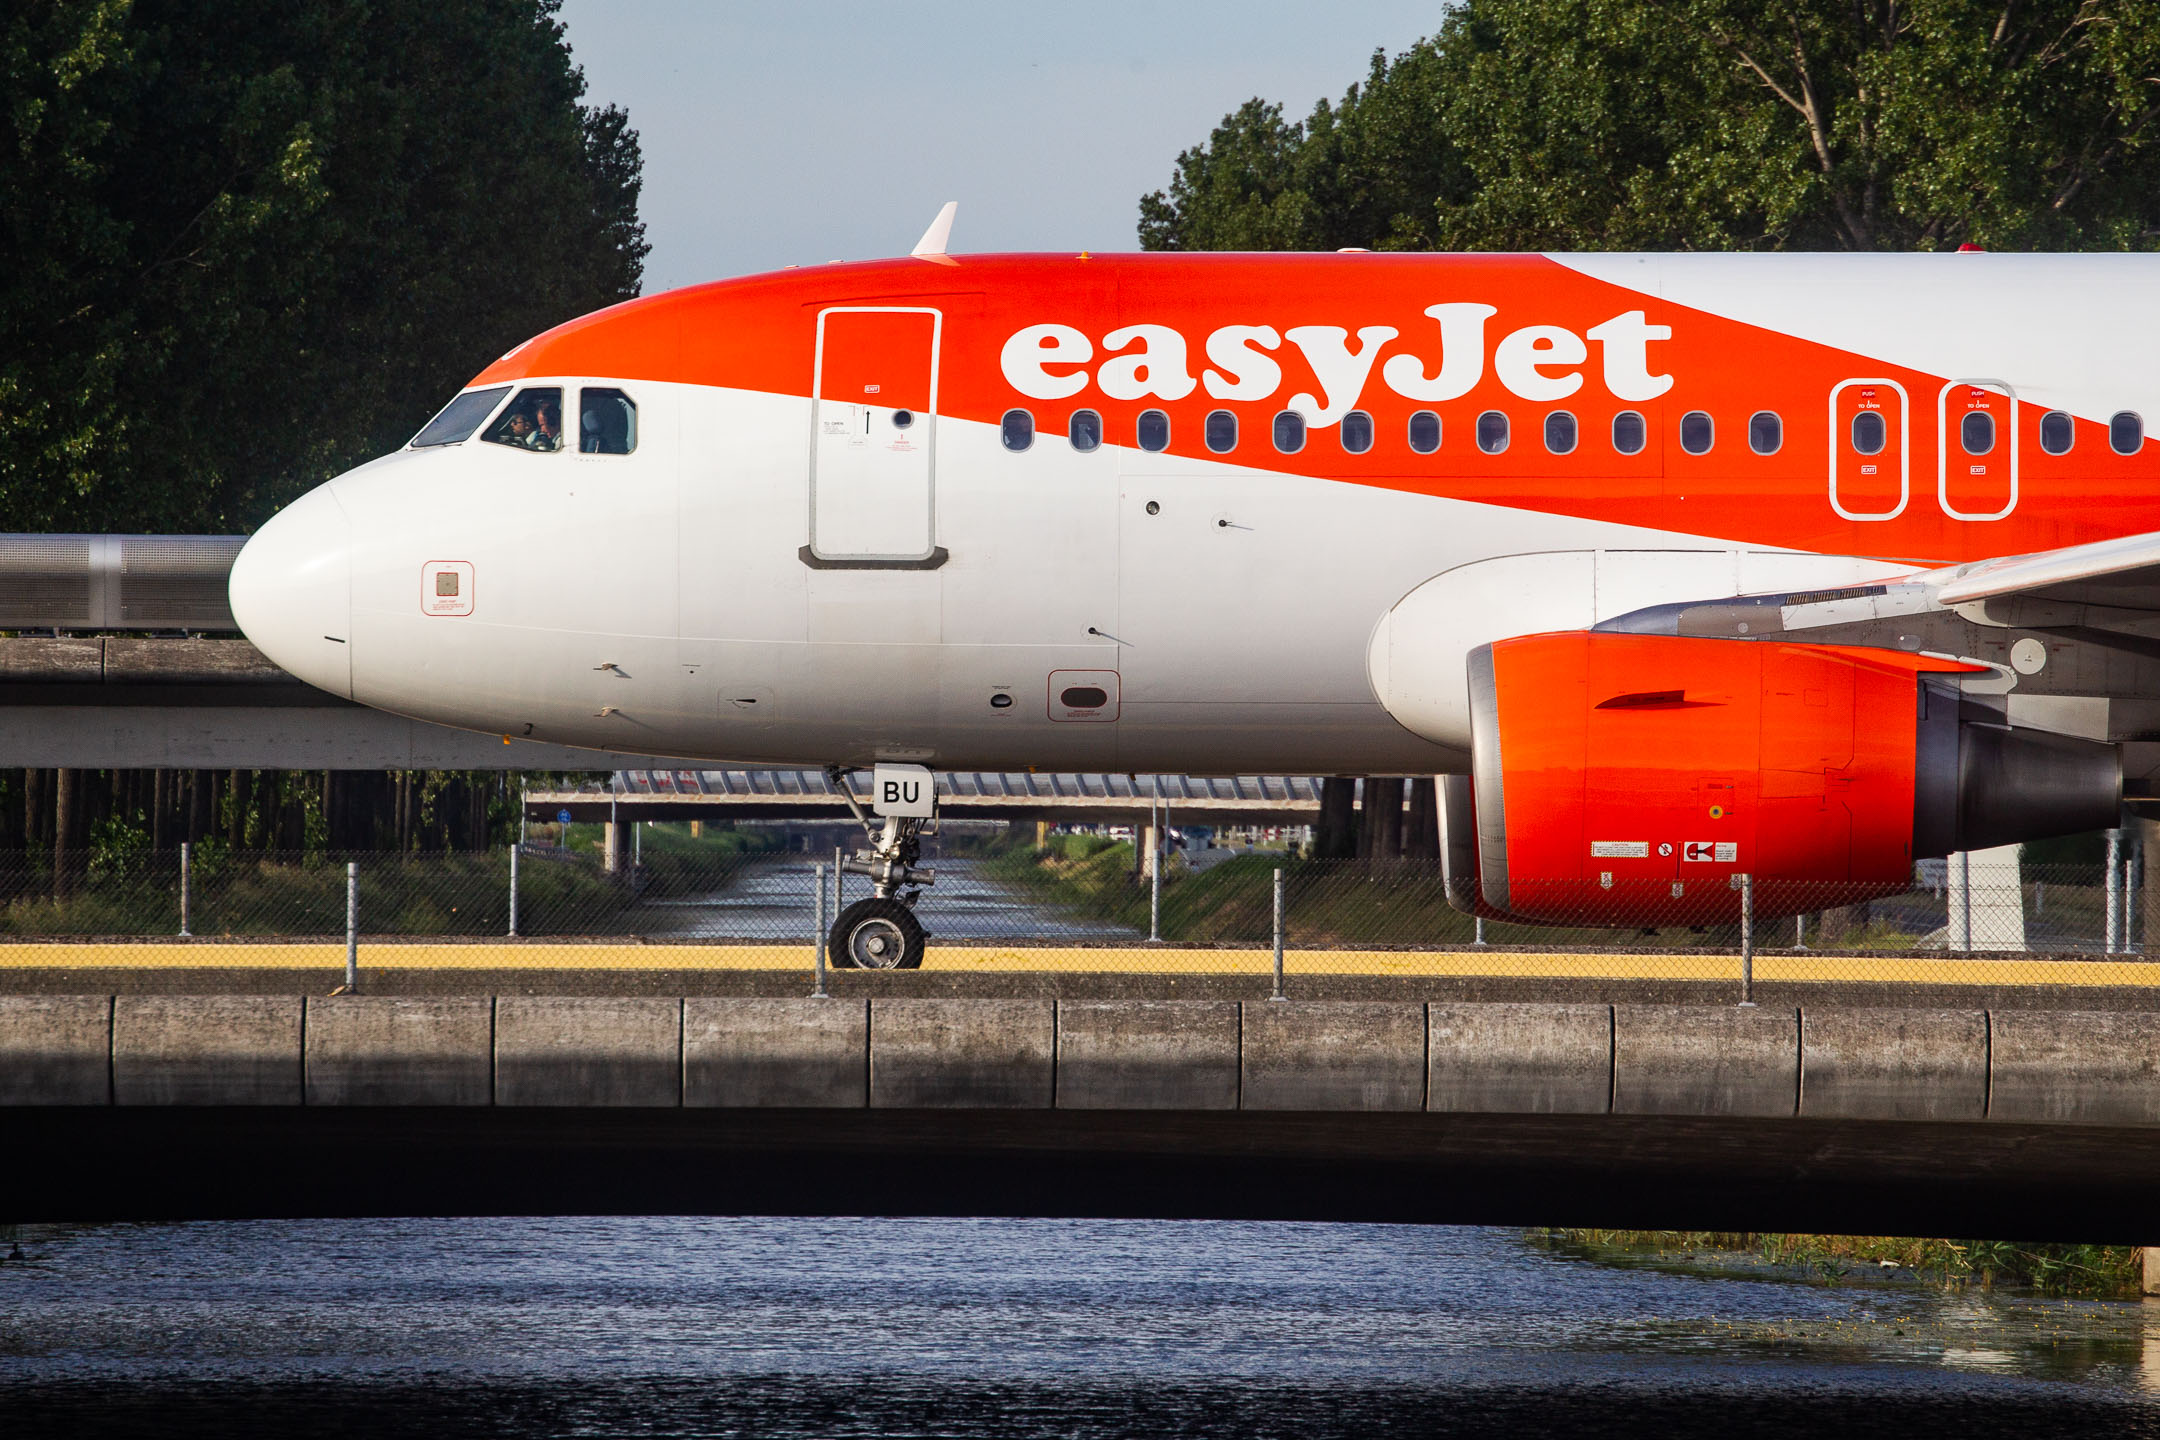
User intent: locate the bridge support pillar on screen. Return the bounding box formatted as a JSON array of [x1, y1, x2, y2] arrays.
[[2145, 1248, 2160, 1296], [602, 820, 627, 874]]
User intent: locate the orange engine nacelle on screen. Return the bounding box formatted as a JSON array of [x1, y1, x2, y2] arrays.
[[1463, 631, 2118, 926]]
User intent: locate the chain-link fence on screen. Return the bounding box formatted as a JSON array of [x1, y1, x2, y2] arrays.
[[0, 841, 2153, 986]]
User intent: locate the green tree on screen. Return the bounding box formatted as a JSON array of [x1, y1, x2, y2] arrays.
[[1140, 0, 2160, 254], [0, 0, 646, 534]]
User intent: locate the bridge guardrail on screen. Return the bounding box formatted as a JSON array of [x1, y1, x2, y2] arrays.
[[0, 844, 2148, 988]]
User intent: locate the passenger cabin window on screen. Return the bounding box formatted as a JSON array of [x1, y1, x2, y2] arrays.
[[1273, 410, 1306, 454], [1408, 411, 1441, 454], [579, 388, 637, 454], [1960, 411, 1996, 455], [2040, 410, 2074, 455], [1137, 409, 1170, 452], [1340, 410, 1374, 454], [1748, 411, 1782, 455], [1069, 410, 1102, 453], [412, 386, 509, 447], [1851, 411, 1887, 455], [2113, 411, 2144, 455], [480, 387, 565, 451], [1679, 411, 1714, 455], [1544, 411, 1577, 455], [1001, 409, 1034, 451], [1205, 410, 1238, 453], [1611, 411, 1646, 455], [1476, 411, 1509, 454]]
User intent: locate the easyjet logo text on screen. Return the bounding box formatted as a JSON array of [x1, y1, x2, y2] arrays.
[[997, 307, 1673, 426]]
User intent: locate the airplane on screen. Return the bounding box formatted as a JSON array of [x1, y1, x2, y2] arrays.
[[228, 204, 2152, 968]]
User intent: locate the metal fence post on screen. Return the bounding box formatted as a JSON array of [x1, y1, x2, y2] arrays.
[[178, 841, 191, 938], [1149, 812, 1162, 943], [812, 861, 829, 998], [834, 845, 844, 919], [2128, 851, 2142, 956], [2107, 828, 2123, 954], [1737, 873, 1754, 1007], [1271, 866, 1286, 1001], [344, 861, 359, 994], [1473, 915, 1486, 948], [508, 842, 520, 938], [1793, 912, 1806, 950]]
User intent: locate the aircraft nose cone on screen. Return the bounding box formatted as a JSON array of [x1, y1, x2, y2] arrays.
[[229, 484, 352, 699]]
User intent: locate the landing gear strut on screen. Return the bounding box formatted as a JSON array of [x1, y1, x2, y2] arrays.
[[826, 766, 934, 969]]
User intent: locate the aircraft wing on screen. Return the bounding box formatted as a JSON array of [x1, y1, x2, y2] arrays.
[[1930, 530, 2160, 608]]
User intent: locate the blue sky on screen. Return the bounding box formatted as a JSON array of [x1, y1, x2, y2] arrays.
[[556, 1, 1445, 291]]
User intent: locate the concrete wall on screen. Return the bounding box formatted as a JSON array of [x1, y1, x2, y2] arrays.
[[114, 996, 302, 1105], [0, 996, 111, 1105], [1057, 1000, 1238, 1110], [1242, 1002, 1425, 1111], [306, 998, 492, 1105], [1802, 1008, 1988, 1121], [1614, 1006, 1798, 1117], [496, 997, 680, 1107], [12, 998, 2160, 1124], [1429, 1003, 1610, 1114], [870, 999, 1055, 1108], [685, 998, 867, 1107], [1989, 1011, 2160, 1125]]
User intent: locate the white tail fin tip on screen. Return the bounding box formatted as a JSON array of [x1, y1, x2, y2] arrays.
[[911, 201, 958, 258]]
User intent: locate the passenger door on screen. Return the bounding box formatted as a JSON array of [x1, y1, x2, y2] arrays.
[[810, 307, 941, 562]]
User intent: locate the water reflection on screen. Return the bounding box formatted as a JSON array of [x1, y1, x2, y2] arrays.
[[2, 1219, 2158, 1437]]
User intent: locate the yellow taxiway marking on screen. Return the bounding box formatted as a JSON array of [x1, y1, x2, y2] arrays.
[[0, 941, 2155, 985]]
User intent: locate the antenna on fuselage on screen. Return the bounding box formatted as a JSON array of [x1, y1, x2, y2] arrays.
[[911, 201, 958, 259]]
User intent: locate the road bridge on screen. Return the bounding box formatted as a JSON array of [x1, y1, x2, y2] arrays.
[[530, 771, 1321, 826], [6, 994, 2160, 1241]]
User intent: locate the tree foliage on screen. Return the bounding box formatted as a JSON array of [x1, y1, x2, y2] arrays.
[[0, 0, 647, 533], [1140, 0, 2160, 254]]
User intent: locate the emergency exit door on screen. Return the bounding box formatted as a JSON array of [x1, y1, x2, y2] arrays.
[[811, 307, 941, 561], [1938, 379, 2017, 521], [1829, 379, 1909, 522]]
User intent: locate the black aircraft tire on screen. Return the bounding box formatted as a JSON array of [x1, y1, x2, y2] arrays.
[[829, 897, 926, 970]]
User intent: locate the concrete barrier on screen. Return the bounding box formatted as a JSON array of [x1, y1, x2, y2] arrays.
[[1802, 1008, 1987, 1121], [1428, 1003, 1610, 1114], [114, 996, 301, 1105], [1241, 1002, 1424, 1111], [871, 999, 1053, 1108], [1614, 1006, 1796, 1117], [684, 998, 866, 1108], [1056, 1001, 1239, 1110], [0, 995, 111, 1105], [305, 997, 492, 1105], [1989, 1010, 2160, 1125], [496, 997, 681, 1107]]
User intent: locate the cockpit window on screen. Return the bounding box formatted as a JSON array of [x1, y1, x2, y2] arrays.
[[411, 386, 510, 447], [481, 387, 565, 451], [579, 388, 638, 454]]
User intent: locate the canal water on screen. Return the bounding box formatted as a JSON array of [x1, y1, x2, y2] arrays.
[[633, 855, 1142, 941], [4, 1218, 2158, 1437]]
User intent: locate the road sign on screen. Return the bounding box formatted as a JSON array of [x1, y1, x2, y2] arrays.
[[557, 809, 572, 825]]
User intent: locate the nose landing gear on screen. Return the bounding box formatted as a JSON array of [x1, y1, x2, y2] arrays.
[[826, 766, 935, 970]]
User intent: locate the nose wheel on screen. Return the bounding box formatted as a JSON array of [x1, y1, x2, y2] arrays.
[[830, 896, 926, 970]]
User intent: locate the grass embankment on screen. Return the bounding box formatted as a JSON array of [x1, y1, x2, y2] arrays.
[[0, 823, 785, 937], [1534, 1229, 2141, 1297]]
